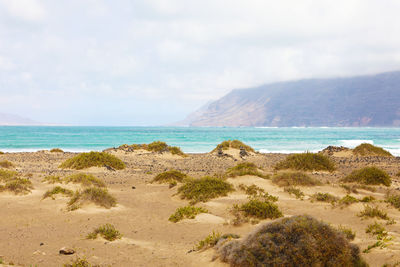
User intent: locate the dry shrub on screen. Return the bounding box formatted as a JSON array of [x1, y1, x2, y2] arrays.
[[272, 171, 321, 187], [50, 148, 64, 153], [152, 170, 188, 184], [212, 140, 255, 153], [67, 187, 116, 210], [342, 166, 391, 186], [217, 215, 367, 267], [64, 173, 106, 187], [353, 143, 392, 157], [0, 160, 14, 168], [86, 223, 122, 241], [226, 162, 269, 178], [274, 152, 335, 172]]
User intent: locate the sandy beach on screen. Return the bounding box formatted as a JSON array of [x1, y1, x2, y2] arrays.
[[1, 146, 400, 267]]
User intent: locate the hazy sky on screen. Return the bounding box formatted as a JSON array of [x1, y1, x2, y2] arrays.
[[1, 0, 400, 125]]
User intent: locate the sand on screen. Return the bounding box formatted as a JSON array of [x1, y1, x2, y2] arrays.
[[0, 149, 400, 266]]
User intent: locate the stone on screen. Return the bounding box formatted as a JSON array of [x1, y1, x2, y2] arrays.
[[59, 247, 75, 255]]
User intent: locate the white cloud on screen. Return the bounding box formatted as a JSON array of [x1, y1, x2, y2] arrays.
[[0, 0, 45, 21]]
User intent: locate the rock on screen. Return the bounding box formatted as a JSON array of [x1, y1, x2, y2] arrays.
[[59, 247, 75, 255], [40, 242, 44, 246], [132, 186, 136, 189], [104, 164, 116, 171], [239, 146, 248, 157]]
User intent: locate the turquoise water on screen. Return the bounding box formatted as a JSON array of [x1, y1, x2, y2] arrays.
[[1, 126, 400, 156]]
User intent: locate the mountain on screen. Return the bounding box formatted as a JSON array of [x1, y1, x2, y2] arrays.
[[0, 112, 40, 125], [181, 71, 400, 127]]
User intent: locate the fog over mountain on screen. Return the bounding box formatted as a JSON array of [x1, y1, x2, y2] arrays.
[[180, 71, 400, 127]]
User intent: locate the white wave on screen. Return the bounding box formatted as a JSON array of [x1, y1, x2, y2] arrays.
[[259, 149, 320, 154], [255, 126, 278, 129], [339, 140, 373, 147]]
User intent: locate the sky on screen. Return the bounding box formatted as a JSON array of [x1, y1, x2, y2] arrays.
[[1, 0, 400, 126]]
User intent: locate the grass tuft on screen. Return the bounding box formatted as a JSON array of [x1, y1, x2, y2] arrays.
[[50, 148, 64, 153], [59, 151, 125, 170], [0, 177, 33, 195], [64, 173, 106, 187], [86, 223, 122, 241], [0, 160, 14, 168], [342, 166, 391, 186], [217, 215, 367, 267], [232, 199, 283, 221], [385, 192, 400, 210], [152, 170, 188, 184], [338, 225, 356, 241], [358, 205, 389, 220], [272, 171, 321, 187], [284, 186, 305, 199], [212, 140, 255, 153], [63, 257, 94, 267], [0, 169, 18, 182], [311, 192, 339, 203], [42, 175, 63, 184], [274, 152, 335, 172], [353, 143, 393, 157], [339, 195, 359, 206], [43, 186, 73, 199], [118, 141, 186, 156], [177, 176, 234, 204], [225, 162, 269, 178], [168, 206, 208, 222], [67, 187, 117, 210]]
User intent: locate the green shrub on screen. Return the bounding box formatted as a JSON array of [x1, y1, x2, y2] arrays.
[[233, 199, 283, 220], [342, 166, 391, 186], [42, 175, 63, 184], [43, 186, 73, 199], [338, 225, 356, 241], [311, 192, 339, 203], [59, 152, 125, 170], [238, 184, 265, 196], [152, 170, 188, 184], [339, 195, 359, 206], [147, 141, 169, 152], [168, 146, 186, 156], [217, 215, 367, 267], [358, 205, 389, 220], [50, 148, 64, 153], [67, 188, 117, 210], [86, 223, 122, 241], [272, 171, 321, 187], [353, 143, 393, 157], [385, 193, 400, 210], [0, 169, 18, 182], [63, 257, 93, 267], [0, 177, 33, 195], [225, 162, 269, 178], [274, 152, 335, 172], [168, 206, 208, 222], [119, 141, 187, 156], [360, 196, 375, 203], [177, 176, 234, 204], [212, 140, 255, 152], [284, 186, 305, 199], [64, 173, 106, 187], [366, 222, 386, 237], [196, 231, 221, 250], [0, 160, 14, 168]]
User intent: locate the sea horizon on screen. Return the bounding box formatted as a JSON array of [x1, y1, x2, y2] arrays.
[[2, 125, 400, 155]]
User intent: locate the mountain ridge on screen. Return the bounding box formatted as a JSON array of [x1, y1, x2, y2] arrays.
[[179, 71, 400, 127]]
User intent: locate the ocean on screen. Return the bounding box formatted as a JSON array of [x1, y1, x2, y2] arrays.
[[1, 126, 400, 156]]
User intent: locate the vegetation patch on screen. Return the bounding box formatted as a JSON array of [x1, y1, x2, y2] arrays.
[[366, 222, 386, 237], [353, 143, 393, 157], [274, 152, 335, 172], [217, 215, 367, 267], [363, 222, 392, 253], [42, 175, 63, 184], [284, 186, 305, 199], [342, 166, 391, 186], [358, 205, 389, 220], [152, 170, 188, 184], [168, 206, 208, 222], [177, 176, 234, 204], [385, 192, 400, 210], [272, 171, 321, 187], [67, 187, 117, 210], [64, 173, 106, 187], [59, 151, 125, 170], [338, 195, 359, 206], [0, 169, 18, 182], [63, 257, 94, 267], [43, 186, 73, 199], [238, 184, 265, 196], [232, 199, 282, 220], [225, 162, 268, 178], [212, 140, 255, 153], [360, 196, 375, 203], [0, 177, 33, 195], [0, 160, 14, 168], [195, 232, 240, 251], [50, 148, 64, 153], [338, 225, 356, 241], [87, 223, 122, 241], [311, 192, 339, 203], [118, 141, 186, 156]]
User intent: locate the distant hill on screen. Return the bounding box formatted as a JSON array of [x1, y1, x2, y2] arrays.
[[0, 112, 39, 125], [180, 71, 400, 127]]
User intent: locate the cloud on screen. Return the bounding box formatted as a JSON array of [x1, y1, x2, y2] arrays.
[[0, 0, 400, 125], [0, 0, 45, 21]]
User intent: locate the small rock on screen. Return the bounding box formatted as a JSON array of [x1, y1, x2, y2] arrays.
[[132, 186, 136, 189], [40, 242, 44, 246], [59, 247, 75, 255]]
